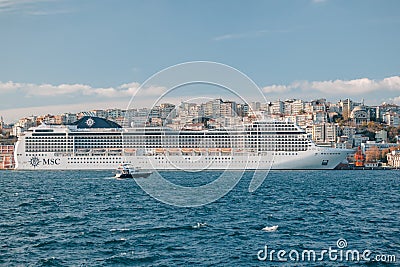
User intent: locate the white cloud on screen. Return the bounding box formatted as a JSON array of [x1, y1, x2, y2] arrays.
[[90, 87, 119, 98], [0, 81, 93, 96], [214, 33, 246, 41], [309, 76, 400, 94], [34, 83, 92, 96], [382, 76, 400, 89], [0, 0, 49, 10], [262, 84, 291, 94], [0, 80, 167, 98], [0, 81, 22, 91], [0, 0, 72, 15], [263, 76, 400, 96], [213, 30, 278, 41], [390, 96, 400, 105], [119, 82, 140, 90]]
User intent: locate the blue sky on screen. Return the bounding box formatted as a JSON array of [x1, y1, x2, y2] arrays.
[[0, 0, 400, 123]]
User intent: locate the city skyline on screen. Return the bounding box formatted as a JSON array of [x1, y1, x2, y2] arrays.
[[1, 95, 397, 125], [1, 0, 400, 122]]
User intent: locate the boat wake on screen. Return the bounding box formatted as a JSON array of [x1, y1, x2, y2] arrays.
[[192, 222, 207, 229]]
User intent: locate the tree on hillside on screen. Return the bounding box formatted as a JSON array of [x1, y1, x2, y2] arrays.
[[386, 126, 400, 143], [365, 146, 380, 162], [332, 114, 343, 123], [367, 121, 384, 132]]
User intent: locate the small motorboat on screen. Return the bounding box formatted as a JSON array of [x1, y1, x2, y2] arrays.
[[115, 164, 152, 179]]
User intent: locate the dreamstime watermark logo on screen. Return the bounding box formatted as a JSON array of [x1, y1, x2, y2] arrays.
[[123, 61, 275, 207], [257, 238, 397, 263]]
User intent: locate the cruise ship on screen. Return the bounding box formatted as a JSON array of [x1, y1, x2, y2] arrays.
[[14, 116, 351, 170]]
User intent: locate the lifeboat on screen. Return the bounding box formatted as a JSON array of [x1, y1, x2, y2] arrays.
[[181, 148, 193, 153], [123, 148, 136, 153], [77, 148, 90, 152], [76, 148, 90, 155], [92, 148, 106, 155], [168, 148, 180, 153], [108, 148, 122, 155], [221, 148, 232, 153], [194, 148, 206, 153], [208, 148, 220, 153], [155, 148, 166, 153]]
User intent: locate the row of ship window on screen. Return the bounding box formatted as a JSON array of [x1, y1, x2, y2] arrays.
[[68, 161, 120, 164], [27, 139, 73, 141], [27, 150, 67, 152], [27, 137, 307, 142], [27, 137, 69, 139], [123, 136, 304, 139], [26, 145, 72, 147], [27, 137, 120, 140], [248, 141, 309, 144], [68, 156, 121, 164], [154, 152, 300, 160], [27, 147, 309, 151], [151, 160, 276, 164]]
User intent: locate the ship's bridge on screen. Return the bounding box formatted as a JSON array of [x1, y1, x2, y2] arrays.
[[71, 116, 122, 129]]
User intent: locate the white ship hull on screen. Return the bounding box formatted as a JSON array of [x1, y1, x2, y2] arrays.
[[14, 149, 349, 170]]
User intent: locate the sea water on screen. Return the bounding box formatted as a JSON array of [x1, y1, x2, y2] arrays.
[[0, 170, 398, 266]]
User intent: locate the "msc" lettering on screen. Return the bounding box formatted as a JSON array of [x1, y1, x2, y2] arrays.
[[42, 158, 61, 165]]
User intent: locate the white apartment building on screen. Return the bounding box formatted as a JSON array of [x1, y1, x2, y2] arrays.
[[387, 150, 400, 168], [312, 123, 339, 143], [383, 112, 400, 127]]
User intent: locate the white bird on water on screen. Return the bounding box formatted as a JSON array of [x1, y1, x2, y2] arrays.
[[262, 225, 278, 232]]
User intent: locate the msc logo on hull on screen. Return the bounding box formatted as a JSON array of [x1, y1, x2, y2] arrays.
[[43, 158, 61, 165], [29, 157, 61, 168]]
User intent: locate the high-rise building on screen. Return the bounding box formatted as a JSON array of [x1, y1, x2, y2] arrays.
[[149, 106, 161, 119], [250, 101, 261, 112], [0, 116, 4, 131], [91, 109, 108, 119], [220, 101, 237, 117], [236, 103, 249, 117], [342, 126, 356, 139], [160, 103, 176, 122], [269, 101, 284, 114], [292, 99, 305, 114], [107, 108, 125, 119], [340, 98, 353, 120], [376, 103, 400, 121], [204, 99, 223, 118], [325, 123, 339, 143], [312, 124, 325, 143], [312, 123, 339, 143]]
